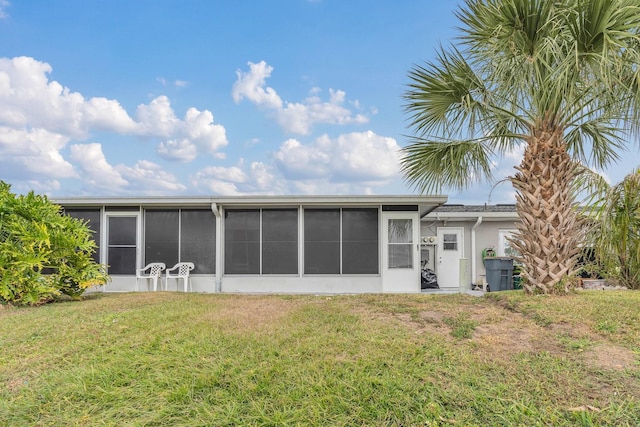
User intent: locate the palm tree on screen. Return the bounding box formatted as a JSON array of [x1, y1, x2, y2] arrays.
[[402, 0, 640, 293]]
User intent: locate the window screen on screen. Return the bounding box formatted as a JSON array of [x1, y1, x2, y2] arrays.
[[144, 210, 179, 268], [225, 210, 260, 274], [304, 208, 379, 275], [304, 209, 340, 274], [342, 208, 378, 274], [181, 210, 216, 274], [262, 209, 298, 274], [144, 209, 216, 274], [65, 209, 101, 263], [388, 219, 413, 268]]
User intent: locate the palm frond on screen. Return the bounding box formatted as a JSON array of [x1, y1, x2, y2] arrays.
[[405, 46, 491, 139], [400, 137, 495, 193], [572, 164, 612, 209]]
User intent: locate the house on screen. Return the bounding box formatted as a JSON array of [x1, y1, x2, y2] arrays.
[[53, 195, 449, 294], [420, 204, 519, 291]]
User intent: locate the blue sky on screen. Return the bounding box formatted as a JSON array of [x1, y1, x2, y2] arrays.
[[1, 1, 638, 203]]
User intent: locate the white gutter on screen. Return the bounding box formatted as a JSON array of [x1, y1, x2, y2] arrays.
[[211, 203, 222, 293], [471, 216, 483, 286]]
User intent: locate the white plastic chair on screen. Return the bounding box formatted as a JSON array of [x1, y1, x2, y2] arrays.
[[165, 262, 195, 292], [136, 262, 166, 291]]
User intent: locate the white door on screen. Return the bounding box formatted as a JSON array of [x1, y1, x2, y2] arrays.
[[105, 213, 141, 291], [437, 227, 463, 288], [382, 212, 420, 292]]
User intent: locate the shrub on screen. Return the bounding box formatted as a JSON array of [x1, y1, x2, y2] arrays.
[[588, 169, 640, 289], [0, 181, 108, 305]]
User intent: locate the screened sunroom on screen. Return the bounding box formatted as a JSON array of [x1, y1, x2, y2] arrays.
[[54, 195, 446, 294]]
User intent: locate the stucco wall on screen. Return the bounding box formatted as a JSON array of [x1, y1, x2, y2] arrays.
[[420, 219, 518, 287]]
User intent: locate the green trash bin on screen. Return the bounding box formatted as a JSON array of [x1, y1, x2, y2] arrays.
[[513, 275, 522, 290], [484, 257, 514, 291]]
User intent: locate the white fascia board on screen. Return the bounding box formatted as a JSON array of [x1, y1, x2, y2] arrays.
[[214, 195, 447, 206], [52, 195, 448, 212], [423, 211, 519, 221], [51, 196, 216, 208]]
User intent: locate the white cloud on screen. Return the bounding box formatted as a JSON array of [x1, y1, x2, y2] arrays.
[[232, 60, 368, 135], [0, 1, 10, 19], [183, 107, 227, 155], [289, 180, 351, 195], [250, 161, 278, 191], [0, 56, 229, 192], [69, 143, 129, 191], [27, 180, 61, 194], [504, 141, 525, 163], [0, 56, 227, 155], [0, 57, 136, 139], [190, 166, 246, 196], [157, 77, 188, 88], [191, 162, 283, 195], [274, 131, 401, 182], [0, 127, 76, 179], [232, 60, 282, 109], [135, 95, 180, 138], [157, 139, 198, 162], [197, 165, 248, 183], [272, 138, 331, 179], [116, 160, 187, 193], [136, 99, 228, 161], [69, 144, 187, 194], [84, 97, 138, 133]]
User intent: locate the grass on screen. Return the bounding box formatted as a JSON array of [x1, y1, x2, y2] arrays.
[[1, 290, 639, 426]]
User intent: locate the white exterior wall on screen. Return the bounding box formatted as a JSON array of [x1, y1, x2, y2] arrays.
[[99, 275, 383, 294], [421, 218, 519, 286], [221, 276, 383, 294]]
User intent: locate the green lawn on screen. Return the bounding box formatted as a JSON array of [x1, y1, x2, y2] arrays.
[[1, 291, 639, 426]]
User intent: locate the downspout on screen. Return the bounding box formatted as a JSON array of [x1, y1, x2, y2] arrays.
[[211, 203, 222, 293], [471, 216, 483, 287]]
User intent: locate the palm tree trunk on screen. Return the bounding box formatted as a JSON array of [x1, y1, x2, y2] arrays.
[[509, 126, 584, 293]]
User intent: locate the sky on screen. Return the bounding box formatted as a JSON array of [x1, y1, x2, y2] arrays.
[[1, 0, 638, 204]]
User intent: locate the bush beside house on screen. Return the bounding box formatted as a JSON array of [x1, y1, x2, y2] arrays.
[[0, 181, 108, 305]]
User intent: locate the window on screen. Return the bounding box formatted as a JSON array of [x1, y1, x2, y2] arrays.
[[343, 209, 378, 274], [225, 209, 298, 275], [304, 208, 378, 274], [388, 219, 413, 268], [304, 209, 340, 274], [498, 229, 519, 258], [65, 209, 101, 263], [107, 216, 137, 275], [262, 209, 298, 274], [145, 210, 179, 269], [181, 210, 216, 274], [443, 233, 458, 251], [225, 210, 260, 274], [145, 209, 216, 274]]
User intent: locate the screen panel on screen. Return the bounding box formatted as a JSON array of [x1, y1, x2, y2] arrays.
[[262, 209, 298, 274], [225, 210, 260, 274], [181, 209, 216, 274], [342, 208, 378, 274], [304, 209, 340, 274]]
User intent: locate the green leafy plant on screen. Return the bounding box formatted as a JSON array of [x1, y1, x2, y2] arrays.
[[0, 181, 108, 305], [581, 169, 640, 289]]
